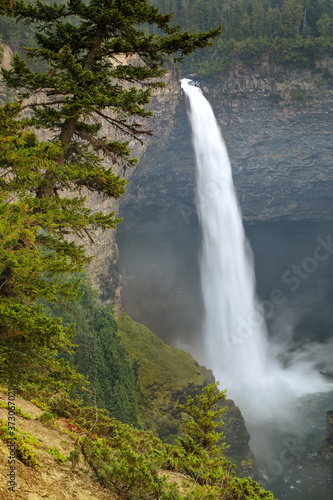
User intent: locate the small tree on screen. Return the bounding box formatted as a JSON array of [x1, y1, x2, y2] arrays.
[[175, 383, 277, 499], [177, 382, 227, 458], [175, 382, 232, 486]]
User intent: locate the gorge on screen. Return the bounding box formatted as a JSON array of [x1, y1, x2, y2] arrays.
[[116, 60, 333, 498], [1, 37, 333, 497]]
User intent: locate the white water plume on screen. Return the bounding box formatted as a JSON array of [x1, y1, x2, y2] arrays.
[[181, 78, 332, 425]]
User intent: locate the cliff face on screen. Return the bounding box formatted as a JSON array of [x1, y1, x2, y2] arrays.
[[116, 57, 333, 350], [119, 57, 333, 233], [318, 410, 333, 465]]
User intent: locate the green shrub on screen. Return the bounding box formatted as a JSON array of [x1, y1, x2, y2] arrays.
[[39, 411, 57, 426], [82, 420, 171, 499], [268, 92, 283, 103], [47, 446, 67, 465], [290, 89, 310, 102], [16, 436, 39, 469], [68, 447, 80, 470], [0, 419, 39, 468]]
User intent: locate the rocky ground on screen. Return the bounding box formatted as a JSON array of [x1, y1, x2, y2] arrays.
[[0, 391, 113, 500]]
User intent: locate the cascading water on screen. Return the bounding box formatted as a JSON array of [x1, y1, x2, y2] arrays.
[[181, 78, 332, 426]]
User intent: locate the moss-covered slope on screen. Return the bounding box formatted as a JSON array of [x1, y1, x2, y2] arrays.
[[118, 314, 206, 440], [117, 314, 255, 476]]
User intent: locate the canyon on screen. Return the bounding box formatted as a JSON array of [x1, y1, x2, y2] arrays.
[[1, 43, 332, 495]]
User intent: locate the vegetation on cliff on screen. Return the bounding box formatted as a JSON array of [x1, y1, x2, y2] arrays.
[[0, 383, 276, 499], [118, 313, 206, 440], [44, 277, 141, 427], [152, 0, 333, 77]]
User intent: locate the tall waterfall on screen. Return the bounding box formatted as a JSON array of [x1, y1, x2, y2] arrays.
[[181, 78, 331, 424]]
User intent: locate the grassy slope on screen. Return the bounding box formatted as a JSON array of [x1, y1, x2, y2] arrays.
[[118, 314, 207, 441], [117, 314, 255, 480], [118, 314, 205, 392]]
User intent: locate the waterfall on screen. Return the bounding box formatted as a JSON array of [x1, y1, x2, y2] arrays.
[[181, 78, 331, 425]]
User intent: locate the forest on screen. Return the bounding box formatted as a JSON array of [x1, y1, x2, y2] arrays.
[[152, 0, 333, 75], [1, 0, 333, 76]]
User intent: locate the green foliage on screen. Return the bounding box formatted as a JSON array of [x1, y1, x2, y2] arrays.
[[117, 314, 206, 440], [1, 0, 220, 165], [0, 0, 219, 395], [39, 410, 57, 425], [0, 104, 88, 391], [151, 0, 333, 77], [268, 92, 283, 103], [45, 276, 141, 427], [290, 89, 310, 101], [78, 383, 276, 499], [83, 422, 172, 499], [47, 445, 68, 464], [174, 383, 232, 486], [177, 383, 227, 456], [0, 418, 39, 468], [68, 446, 80, 469], [1, 382, 276, 499], [16, 435, 39, 468], [172, 383, 276, 498]]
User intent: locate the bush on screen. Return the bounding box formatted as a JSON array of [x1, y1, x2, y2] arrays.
[[39, 411, 57, 425], [47, 446, 67, 465], [290, 89, 310, 102], [268, 92, 283, 103], [16, 436, 39, 469], [82, 420, 173, 499]]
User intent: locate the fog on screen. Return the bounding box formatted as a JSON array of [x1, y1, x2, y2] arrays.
[[118, 219, 333, 364]]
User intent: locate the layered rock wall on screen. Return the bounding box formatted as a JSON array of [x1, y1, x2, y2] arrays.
[[119, 57, 333, 234]]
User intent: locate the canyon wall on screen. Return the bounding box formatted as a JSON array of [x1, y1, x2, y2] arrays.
[[119, 57, 333, 234], [116, 57, 333, 350], [3, 42, 332, 303]]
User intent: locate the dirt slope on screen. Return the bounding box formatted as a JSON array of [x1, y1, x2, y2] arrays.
[[0, 391, 114, 499]]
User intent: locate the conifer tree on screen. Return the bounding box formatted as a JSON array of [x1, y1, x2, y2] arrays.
[[0, 1, 220, 388], [1, 0, 220, 183]]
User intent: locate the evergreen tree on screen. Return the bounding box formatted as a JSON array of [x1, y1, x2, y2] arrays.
[[177, 382, 227, 457], [0, 104, 86, 390], [175, 383, 276, 498], [1, 0, 220, 181], [0, 1, 220, 388], [45, 276, 141, 426]]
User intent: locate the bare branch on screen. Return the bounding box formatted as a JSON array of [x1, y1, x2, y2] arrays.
[[21, 100, 67, 110]]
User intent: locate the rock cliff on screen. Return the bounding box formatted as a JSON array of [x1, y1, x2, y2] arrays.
[[119, 57, 333, 233], [317, 410, 333, 485]]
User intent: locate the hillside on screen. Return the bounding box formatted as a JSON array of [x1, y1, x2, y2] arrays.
[[0, 391, 113, 499], [118, 315, 256, 476]]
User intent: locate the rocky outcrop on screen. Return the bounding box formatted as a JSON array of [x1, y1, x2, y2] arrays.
[[317, 410, 333, 466]]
